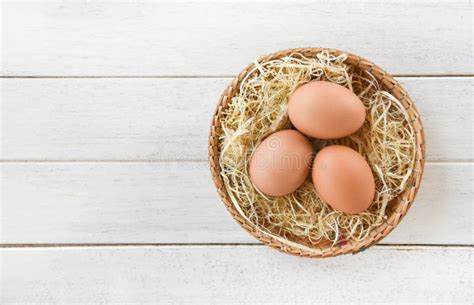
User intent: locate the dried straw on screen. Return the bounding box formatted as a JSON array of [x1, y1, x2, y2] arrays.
[[218, 51, 416, 246]]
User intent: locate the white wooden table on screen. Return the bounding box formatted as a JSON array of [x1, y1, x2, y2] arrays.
[[0, 1, 472, 304]]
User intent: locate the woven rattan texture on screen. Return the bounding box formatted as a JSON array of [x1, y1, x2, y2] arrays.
[[209, 48, 426, 258]]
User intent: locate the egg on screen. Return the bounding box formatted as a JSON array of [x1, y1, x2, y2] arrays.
[[312, 145, 375, 214], [288, 81, 366, 139], [249, 130, 313, 196]]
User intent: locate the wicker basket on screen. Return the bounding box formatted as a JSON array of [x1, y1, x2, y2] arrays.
[[208, 48, 425, 258]]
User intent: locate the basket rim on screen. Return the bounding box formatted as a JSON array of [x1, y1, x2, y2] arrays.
[[208, 47, 426, 258]]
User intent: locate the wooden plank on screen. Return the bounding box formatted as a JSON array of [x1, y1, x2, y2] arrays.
[[0, 162, 471, 245], [0, 246, 472, 304], [1, 1, 471, 76], [1, 77, 472, 161]]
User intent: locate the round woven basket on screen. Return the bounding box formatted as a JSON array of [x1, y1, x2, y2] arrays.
[[209, 47, 426, 258]]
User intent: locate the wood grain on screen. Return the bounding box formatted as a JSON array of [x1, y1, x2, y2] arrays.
[[1, 246, 472, 304], [1, 1, 472, 76], [2, 77, 472, 161], [1, 162, 471, 245], [0, 1, 471, 303]]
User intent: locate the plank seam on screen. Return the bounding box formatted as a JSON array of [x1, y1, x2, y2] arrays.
[[1, 243, 472, 248], [0, 160, 472, 164], [0, 243, 474, 251], [1, 75, 473, 79]]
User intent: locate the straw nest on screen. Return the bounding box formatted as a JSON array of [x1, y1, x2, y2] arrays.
[[218, 51, 416, 247]]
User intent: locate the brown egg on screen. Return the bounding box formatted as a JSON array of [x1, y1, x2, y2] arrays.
[[249, 130, 313, 196], [312, 145, 375, 214], [288, 81, 366, 139]]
